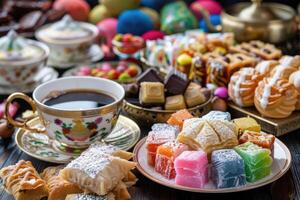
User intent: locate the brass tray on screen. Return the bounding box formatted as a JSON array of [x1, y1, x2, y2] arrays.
[[228, 102, 300, 136]]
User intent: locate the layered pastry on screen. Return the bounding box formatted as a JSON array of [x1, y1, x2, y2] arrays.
[[254, 77, 298, 118], [228, 68, 263, 107], [279, 55, 300, 68], [60, 144, 136, 196], [255, 60, 279, 76], [177, 118, 238, 154], [289, 70, 300, 110], [0, 160, 48, 200], [233, 117, 261, 133], [206, 53, 256, 86], [229, 40, 282, 60], [41, 166, 82, 200]]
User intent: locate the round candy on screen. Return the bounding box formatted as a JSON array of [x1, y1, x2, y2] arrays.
[[101, 63, 112, 72], [53, 0, 90, 21], [117, 10, 154, 36], [116, 64, 127, 73], [212, 96, 227, 112], [142, 30, 165, 41], [177, 54, 192, 65], [79, 66, 92, 75], [214, 87, 228, 99]]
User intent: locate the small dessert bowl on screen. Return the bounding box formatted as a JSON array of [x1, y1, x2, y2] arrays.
[[5, 76, 125, 153], [0, 30, 49, 86], [35, 15, 98, 66]]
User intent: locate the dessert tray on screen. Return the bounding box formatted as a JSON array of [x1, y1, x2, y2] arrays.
[[134, 137, 291, 193], [15, 115, 140, 163]]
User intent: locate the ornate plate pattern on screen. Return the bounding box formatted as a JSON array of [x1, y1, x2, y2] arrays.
[[15, 115, 140, 164], [133, 137, 292, 193]]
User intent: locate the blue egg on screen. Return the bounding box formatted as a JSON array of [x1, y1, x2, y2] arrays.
[[117, 10, 154, 36], [199, 14, 221, 32], [141, 0, 174, 11]]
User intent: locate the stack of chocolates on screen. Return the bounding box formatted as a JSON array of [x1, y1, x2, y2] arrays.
[[123, 68, 209, 110], [0, 0, 65, 36]]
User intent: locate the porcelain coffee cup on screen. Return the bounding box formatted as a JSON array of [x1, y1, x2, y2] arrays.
[[5, 77, 125, 152]]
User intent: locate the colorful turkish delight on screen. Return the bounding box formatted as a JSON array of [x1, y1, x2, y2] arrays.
[[211, 149, 246, 188], [174, 150, 208, 188], [202, 111, 231, 121], [146, 130, 176, 166], [167, 109, 193, 129], [155, 141, 188, 179], [239, 131, 275, 150], [233, 117, 261, 133], [234, 142, 273, 182]]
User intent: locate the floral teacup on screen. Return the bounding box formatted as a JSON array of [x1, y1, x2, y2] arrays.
[[5, 77, 124, 153]]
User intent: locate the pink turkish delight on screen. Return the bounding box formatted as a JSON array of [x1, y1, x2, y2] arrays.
[[174, 150, 209, 188]]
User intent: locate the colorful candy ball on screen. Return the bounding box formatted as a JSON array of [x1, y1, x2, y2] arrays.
[[117, 10, 154, 36], [97, 18, 118, 47], [53, 0, 90, 21], [102, 0, 140, 16], [190, 0, 222, 20], [89, 5, 111, 24]]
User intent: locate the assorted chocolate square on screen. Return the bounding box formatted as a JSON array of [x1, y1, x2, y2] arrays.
[[124, 68, 209, 110]]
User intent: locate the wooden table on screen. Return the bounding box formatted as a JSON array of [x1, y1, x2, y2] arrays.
[[0, 123, 299, 200]]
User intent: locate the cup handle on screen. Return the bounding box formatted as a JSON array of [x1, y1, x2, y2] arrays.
[[5, 92, 46, 133]]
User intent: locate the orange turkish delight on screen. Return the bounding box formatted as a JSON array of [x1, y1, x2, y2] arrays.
[[146, 130, 176, 166], [167, 109, 193, 129], [155, 141, 189, 179]]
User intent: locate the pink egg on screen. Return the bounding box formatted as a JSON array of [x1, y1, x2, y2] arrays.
[[116, 64, 127, 73], [97, 18, 118, 48], [79, 66, 92, 75], [101, 63, 112, 72], [190, 0, 222, 20], [214, 87, 228, 99]]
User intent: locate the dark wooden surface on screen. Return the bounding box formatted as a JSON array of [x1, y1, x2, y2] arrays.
[[0, 123, 299, 200]]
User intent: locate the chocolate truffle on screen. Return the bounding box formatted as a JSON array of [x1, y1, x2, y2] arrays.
[[137, 68, 163, 84], [139, 82, 165, 105], [164, 69, 190, 95], [165, 95, 186, 110]]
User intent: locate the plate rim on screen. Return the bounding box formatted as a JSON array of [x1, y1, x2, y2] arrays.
[[15, 115, 141, 164], [133, 137, 292, 193]]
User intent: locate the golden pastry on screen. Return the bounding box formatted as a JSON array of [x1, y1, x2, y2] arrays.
[[0, 160, 48, 200], [279, 55, 300, 68], [228, 68, 263, 107], [177, 118, 238, 154], [229, 40, 282, 60], [60, 144, 136, 196], [254, 77, 298, 118], [255, 60, 279, 76], [269, 64, 297, 80], [41, 166, 82, 200], [233, 117, 261, 133], [289, 70, 300, 110]]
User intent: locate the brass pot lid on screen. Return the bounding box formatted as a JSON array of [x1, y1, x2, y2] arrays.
[[0, 30, 46, 63], [225, 0, 295, 23]]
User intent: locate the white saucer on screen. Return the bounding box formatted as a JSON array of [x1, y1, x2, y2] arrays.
[[48, 44, 104, 69], [0, 67, 58, 95]]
